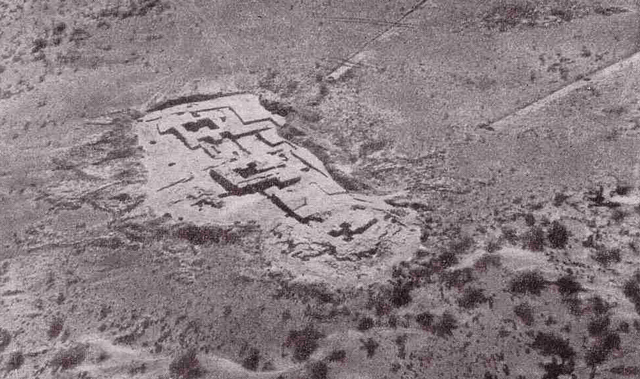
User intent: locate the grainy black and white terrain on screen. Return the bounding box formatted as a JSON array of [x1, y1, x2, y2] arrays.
[[2, 1, 640, 378]]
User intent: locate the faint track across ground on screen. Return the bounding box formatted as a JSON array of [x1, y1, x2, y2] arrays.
[[485, 48, 640, 134], [325, 0, 435, 80]]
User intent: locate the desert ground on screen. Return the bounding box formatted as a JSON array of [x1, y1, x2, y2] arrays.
[[2, 0, 640, 378]]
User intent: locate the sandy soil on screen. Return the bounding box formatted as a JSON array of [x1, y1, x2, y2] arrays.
[[2, 0, 640, 378]]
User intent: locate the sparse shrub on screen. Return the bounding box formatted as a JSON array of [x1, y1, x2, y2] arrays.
[[617, 321, 630, 333], [555, 275, 583, 297], [563, 295, 583, 316], [0, 328, 11, 351], [548, 221, 569, 249], [387, 315, 398, 328], [449, 236, 475, 255], [128, 362, 147, 375], [359, 338, 379, 358], [502, 227, 519, 245], [433, 312, 458, 338], [524, 213, 536, 226], [523, 226, 545, 251], [592, 248, 622, 266], [5, 351, 24, 371], [357, 317, 374, 331], [483, 2, 538, 31], [611, 209, 625, 223], [285, 325, 325, 362], [582, 234, 596, 248], [514, 303, 535, 326], [588, 316, 611, 336], [415, 311, 434, 330], [394, 335, 407, 359], [442, 267, 474, 289], [610, 365, 640, 376], [241, 347, 260, 371], [50, 344, 88, 372], [530, 332, 575, 362], [306, 361, 328, 379], [48, 316, 65, 339], [474, 253, 502, 271], [457, 287, 490, 309], [486, 239, 502, 253], [585, 332, 621, 367], [509, 271, 547, 296], [369, 294, 392, 317], [431, 237, 474, 271], [169, 349, 203, 379], [32, 38, 48, 53], [589, 296, 612, 315]]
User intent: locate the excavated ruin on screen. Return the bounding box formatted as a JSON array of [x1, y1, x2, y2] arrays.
[[135, 93, 422, 284]]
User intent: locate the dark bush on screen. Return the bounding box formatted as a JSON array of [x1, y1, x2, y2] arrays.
[[590, 296, 612, 315], [285, 325, 325, 362], [457, 287, 490, 309], [530, 332, 575, 362], [0, 328, 11, 351], [509, 271, 547, 296], [241, 347, 260, 371], [514, 303, 535, 326], [306, 361, 328, 379], [415, 311, 434, 330], [588, 316, 611, 337], [436, 250, 459, 269], [523, 227, 545, 251], [553, 192, 569, 207], [390, 280, 413, 308], [433, 312, 458, 338], [592, 248, 621, 266], [548, 221, 569, 249], [357, 317, 374, 332], [5, 351, 24, 371], [175, 224, 241, 245], [359, 338, 379, 358], [555, 275, 583, 297], [594, 6, 630, 16], [622, 277, 640, 314], [585, 332, 621, 367], [50, 344, 88, 372], [326, 349, 346, 362], [169, 349, 203, 379]]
